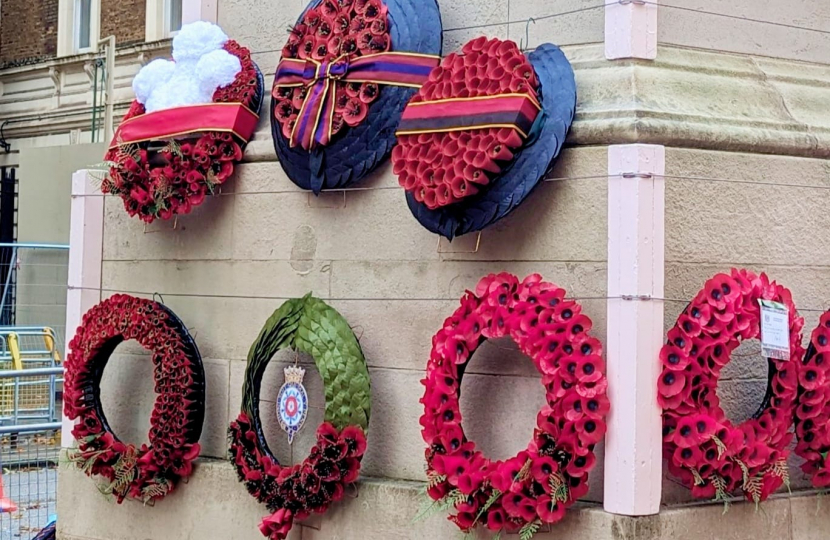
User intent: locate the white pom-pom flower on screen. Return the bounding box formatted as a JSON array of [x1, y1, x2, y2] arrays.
[[132, 21, 242, 113]]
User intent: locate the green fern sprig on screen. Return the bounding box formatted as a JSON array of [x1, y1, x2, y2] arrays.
[[519, 520, 541, 540], [711, 435, 727, 459], [549, 472, 569, 503], [711, 475, 731, 514], [744, 475, 763, 511], [141, 479, 172, 505], [471, 488, 502, 528], [427, 472, 447, 491], [689, 467, 705, 487], [769, 458, 791, 494], [509, 458, 532, 488]]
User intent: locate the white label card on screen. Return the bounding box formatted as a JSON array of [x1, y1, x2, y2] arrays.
[[758, 299, 790, 361]]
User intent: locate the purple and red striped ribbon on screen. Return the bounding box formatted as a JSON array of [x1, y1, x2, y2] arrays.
[[274, 52, 440, 150], [396, 94, 542, 139]]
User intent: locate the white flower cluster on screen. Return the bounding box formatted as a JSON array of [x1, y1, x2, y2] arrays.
[[132, 21, 242, 113]]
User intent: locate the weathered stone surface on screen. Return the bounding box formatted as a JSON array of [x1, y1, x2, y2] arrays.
[[657, 0, 830, 66], [791, 494, 830, 540], [97, 353, 231, 459]]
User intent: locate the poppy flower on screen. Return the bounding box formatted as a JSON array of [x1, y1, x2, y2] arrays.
[[562, 393, 585, 422], [672, 445, 702, 468], [569, 477, 589, 501], [317, 422, 340, 443], [813, 468, 830, 488], [340, 425, 368, 457], [672, 416, 706, 448], [536, 495, 565, 523], [575, 377, 608, 400], [426, 479, 450, 501], [457, 470, 484, 494], [660, 343, 691, 371], [566, 449, 596, 477], [486, 507, 507, 531], [502, 492, 536, 522], [452, 508, 476, 530], [531, 456, 559, 483], [658, 370, 687, 398], [259, 508, 294, 540], [575, 355, 604, 383], [799, 364, 826, 391], [575, 417, 606, 445]]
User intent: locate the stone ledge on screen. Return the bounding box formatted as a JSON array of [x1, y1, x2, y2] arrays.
[[57, 457, 830, 540], [6, 42, 830, 159]]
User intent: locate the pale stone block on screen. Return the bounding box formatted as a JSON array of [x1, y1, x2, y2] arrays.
[[232, 146, 607, 263], [102, 194, 236, 261], [329, 260, 607, 300], [791, 495, 830, 540], [646, 496, 792, 540], [57, 459, 301, 540], [657, 0, 830, 66], [101, 259, 331, 299], [510, 0, 604, 48], [333, 299, 605, 375], [218, 0, 303, 67], [97, 354, 231, 459], [440, 0, 507, 52]]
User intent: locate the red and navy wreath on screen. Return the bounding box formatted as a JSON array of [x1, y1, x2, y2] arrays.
[[393, 37, 576, 239], [64, 294, 205, 504], [419, 273, 608, 538], [271, 0, 442, 192], [102, 21, 264, 223], [794, 310, 830, 488], [659, 268, 803, 506]]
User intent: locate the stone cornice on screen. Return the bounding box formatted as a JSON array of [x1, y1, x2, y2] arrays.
[[2, 43, 830, 159], [569, 44, 830, 158]]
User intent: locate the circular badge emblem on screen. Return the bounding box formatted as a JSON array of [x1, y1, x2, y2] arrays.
[[276, 366, 308, 444]]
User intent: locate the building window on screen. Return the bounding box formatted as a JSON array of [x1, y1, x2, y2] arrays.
[[74, 0, 93, 50], [165, 0, 183, 35]]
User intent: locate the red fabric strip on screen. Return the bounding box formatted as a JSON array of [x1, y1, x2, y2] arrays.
[[402, 95, 539, 121], [110, 103, 259, 149], [397, 94, 541, 137]]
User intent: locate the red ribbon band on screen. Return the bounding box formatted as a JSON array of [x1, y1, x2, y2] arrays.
[[396, 93, 541, 139], [110, 103, 259, 149]]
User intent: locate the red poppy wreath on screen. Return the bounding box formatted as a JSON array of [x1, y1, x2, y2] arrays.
[[228, 295, 371, 540], [794, 310, 830, 488], [659, 268, 804, 505], [393, 37, 577, 239], [271, 0, 442, 192], [102, 22, 263, 223], [419, 273, 609, 537], [63, 294, 205, 504]]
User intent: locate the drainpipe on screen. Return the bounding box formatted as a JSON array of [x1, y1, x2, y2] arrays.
[[98, 36, 116, 143]]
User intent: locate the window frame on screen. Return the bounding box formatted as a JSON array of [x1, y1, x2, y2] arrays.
[[163, 0, 183, 37], [73, 0, 93, 52]]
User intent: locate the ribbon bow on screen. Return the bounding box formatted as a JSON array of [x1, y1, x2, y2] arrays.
[[274, 51, 440, 150]]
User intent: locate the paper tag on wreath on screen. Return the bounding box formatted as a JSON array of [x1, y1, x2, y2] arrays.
[[759, 299, 790, 360], [277, 366, 308, 444]]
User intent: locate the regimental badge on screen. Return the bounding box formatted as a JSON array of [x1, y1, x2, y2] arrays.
[[276, 365, 308, 444]]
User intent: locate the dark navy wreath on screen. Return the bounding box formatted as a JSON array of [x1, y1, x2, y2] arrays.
[[271, 0, 442, 192]]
